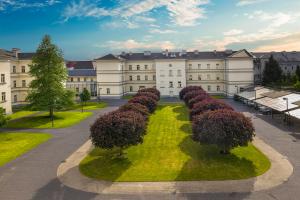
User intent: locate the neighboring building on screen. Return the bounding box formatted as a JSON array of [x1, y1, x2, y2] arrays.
[[0, 49, 13, 114], [94, 49, 254, 98], [66, 61, 97, 97], [253, 51, 300, 84]]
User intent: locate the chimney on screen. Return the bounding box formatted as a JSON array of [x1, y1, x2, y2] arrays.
[[11, 48, 20, 58], [214, 50, 217, 55], [194, 50, 199, 55], [182, 50, 187, 55]]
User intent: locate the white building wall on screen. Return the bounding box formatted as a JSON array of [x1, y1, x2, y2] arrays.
[[0, 61, 12, 114]]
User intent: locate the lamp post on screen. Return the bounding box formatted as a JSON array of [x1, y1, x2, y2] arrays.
[[235, 85, 239, 94]]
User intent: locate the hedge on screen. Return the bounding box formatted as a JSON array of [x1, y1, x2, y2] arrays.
[[135, 91, 159, 102], [138, 88, 160, 98], [179, 86, 203, 100], [188, 93, 210, 108], [129, 96, 157, 113], [119, 103, 150, 119]]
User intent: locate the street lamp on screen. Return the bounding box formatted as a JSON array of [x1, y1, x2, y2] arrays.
[[235, 85, 239, 94], [283, 97, 289, 124]]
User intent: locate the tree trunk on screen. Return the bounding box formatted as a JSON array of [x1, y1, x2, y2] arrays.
[[220, 148, 230, 155], [49, 107, 53, 118]]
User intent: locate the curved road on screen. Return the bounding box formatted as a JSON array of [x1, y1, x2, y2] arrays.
[[0, 99, 300, 200]]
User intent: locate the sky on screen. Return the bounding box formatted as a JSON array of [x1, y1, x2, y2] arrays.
[[0, 0, 300, 60]]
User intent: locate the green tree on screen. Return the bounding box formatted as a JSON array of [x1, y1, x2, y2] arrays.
[[294, 80, 300, 91], [0, 108, 8, 127], [296, 65, 300, 79], [79, 88, 91, 112], [262, 55, 282, 85], [26, 35, 74, 118]]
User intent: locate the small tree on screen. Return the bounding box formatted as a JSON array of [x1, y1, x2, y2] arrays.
[[79, 88, 91, 112], [0, 108, 8, 127], [192, 109, 255, 154], [294, 80, 300, 91], [190, 99, 233, 119], [90, 111, 146, 156], [26, 35, 74, 119], [262, 55, 282, 85]]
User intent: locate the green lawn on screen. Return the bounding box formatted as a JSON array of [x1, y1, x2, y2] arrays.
[[0, 132, 52, 167], [80, 104, 270, 182], [211, 95, 226, 99], [6, 111, 92, 129], [122, 95, 133, 100], [8, 110, 40, 121], [67, 101, 107, 111]]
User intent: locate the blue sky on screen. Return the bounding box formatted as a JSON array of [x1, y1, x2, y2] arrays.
[[0, 0, 300, 60]]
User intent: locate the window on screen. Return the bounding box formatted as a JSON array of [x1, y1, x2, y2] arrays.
[[129, 65, 132, 70], [22, 80, 26, 87], [189, 64, 192, 69], [130, 86, 133, 92], [1, 74, 5, 83], [84, 77, 87, 82], [76, 87, 79, 93], [198, 64, 201, 69], [198, 74, 201, 80], [78, 77, 81, 82], [145, 75, 148, 80], [14, 95, 17, 103], [71, 77, 73, 82], [169, 70, 173, 77], [160, 70, 165, 77], [91, 78, 94, 82], [129, 75, 133, 81], [207, 85, 211, 91], [207, 74, 210, 80], [217, 85, 220, 91], [13, 66, 16, 73], [21, 66, 26, 73], [178, 81, 182, 88], [13, 80, 16, 88], [153, 75, 156, 81], [169, 64, 172, 67], [189, 74, 193, 80], [169, 81, 173, 88], [207, 64, 210, 69], [177, 69, 182, 77], [137, 65, 140, 70], [106, 88, 110, 94], [216, 76, 220, 80], [137, 75, 140, 81], [1, 92, 6, 102], [216, 63, 219, 67], [145, 65, 148, 70]]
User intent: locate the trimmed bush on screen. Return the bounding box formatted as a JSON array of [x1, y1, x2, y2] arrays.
[[135, 92, 159, 102], [179, 86, 203, 100], [90, 110, 146, 155], [119, 103, 150, 119], [190, 99, 233, 119], [188, 93, 210, 108], [138, 88, 160, 98], [192, 109, 255, 154], [129, 96, 157, 113], [183, 90, 206, 104]]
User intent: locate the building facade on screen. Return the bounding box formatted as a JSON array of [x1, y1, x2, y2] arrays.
[[95, 49, 254, 98]]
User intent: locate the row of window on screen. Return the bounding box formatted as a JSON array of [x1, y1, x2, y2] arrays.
[[188, 74, 221, 81], [13, 80, 27, 88], [128, 64, 152, 71], [69, 77, 95, 82], [160, 70, 182, 77], [129, 75, 156, 81], [159, 81, 182, 88], [12, 65, 26, 73]]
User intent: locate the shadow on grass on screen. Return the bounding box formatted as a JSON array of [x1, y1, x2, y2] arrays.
[[79, 148, 132, 181], [172, 105, 189, 122]]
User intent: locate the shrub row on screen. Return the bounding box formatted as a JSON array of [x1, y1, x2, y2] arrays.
[[179, 86, 255, 154], [90, 88, 160, 155]]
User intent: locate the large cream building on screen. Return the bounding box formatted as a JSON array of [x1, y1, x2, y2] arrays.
[[95, 49, 254, 98], [0, 48, 254, 114]]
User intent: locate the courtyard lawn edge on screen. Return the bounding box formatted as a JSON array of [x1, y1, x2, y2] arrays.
[[0, 132, 52, 167]]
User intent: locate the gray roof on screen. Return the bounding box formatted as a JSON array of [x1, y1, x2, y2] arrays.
[[18, 53, 35, 60], [252, 51, 300, 63], [68, 69, 96, 77], [66, 61, 94, 69]]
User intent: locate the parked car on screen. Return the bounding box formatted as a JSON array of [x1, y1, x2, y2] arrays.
[[258, 105, 272, 115]]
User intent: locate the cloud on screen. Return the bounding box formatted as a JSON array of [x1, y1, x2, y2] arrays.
[[236, 0, 269, 6], [100, 39, 175, 50], [223, 29, 244, 36], [63, 0, 210, 27], [255, 33, 300, 51], [0, 0, 60, 11], [149, 29, 177, 34], [245, 10, 300, 28]]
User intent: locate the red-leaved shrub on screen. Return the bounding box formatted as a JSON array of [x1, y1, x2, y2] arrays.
[[119, 103, 150, 119], [190, 99, 233, 119], [138, 88, 160, 98], [188, 93, 210, 108], [135, 92, 159, 102], [90, 111, 146, 150], [183, 90, 206, 104], [192, 109, 255, 154], [129, 96, 157, 113], [179, 86, 203, 100]]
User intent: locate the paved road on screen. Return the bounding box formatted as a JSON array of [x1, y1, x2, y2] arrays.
[[0, 99, 300, 200]]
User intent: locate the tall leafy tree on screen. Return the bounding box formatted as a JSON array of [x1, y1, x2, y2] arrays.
[[296, 65, 300, 79], [262, 55, 282, 85], [26, 35, 74, 118]]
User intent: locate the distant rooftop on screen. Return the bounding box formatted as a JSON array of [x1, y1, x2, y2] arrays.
[[66, 61, 94, 70]]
